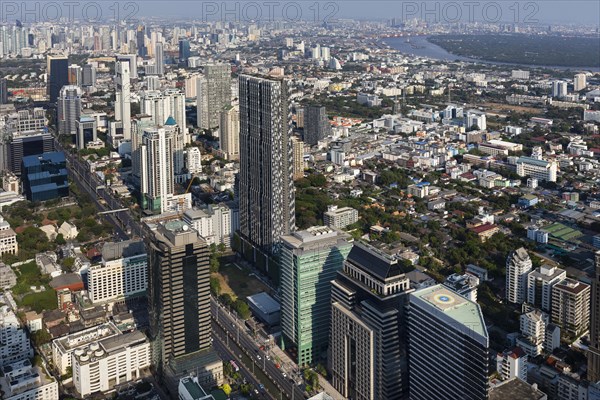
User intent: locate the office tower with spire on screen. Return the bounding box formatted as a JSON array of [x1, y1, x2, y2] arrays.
[[115, 60, 132, 140], [47, 55, 69, 103], [219, 105, 239, 160], [57, 85, 82, 139], [238, 74, 295, 259], [589, 252, 600, 382], [329, 242, 411, 400], [408, 285, 489, 400], [140, 127, 174, 214], [506, 247, 533, 304], [304, 105, 331, 145], [146, 219, 222, 396], [280, 227, 352, 366], [196, 64, 231, 130]]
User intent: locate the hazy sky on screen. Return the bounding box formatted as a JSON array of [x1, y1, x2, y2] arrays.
[[4, 1, 600, 26], [127, 0, 600, 25]]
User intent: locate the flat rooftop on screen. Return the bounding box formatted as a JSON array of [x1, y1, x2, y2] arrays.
[[247, 292, 280, 315], [410, 285, 488, 344], [489, 378, 547, 400]]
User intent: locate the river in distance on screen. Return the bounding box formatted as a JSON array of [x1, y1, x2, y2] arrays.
[[382, 36, 600, 72]]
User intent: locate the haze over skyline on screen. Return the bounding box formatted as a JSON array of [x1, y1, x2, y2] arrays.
[[2, 1, 599, 25]]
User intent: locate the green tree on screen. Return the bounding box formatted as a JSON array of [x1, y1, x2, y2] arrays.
[[210, 277, 221, 295], [62, 257, 75, 271], [233, 299, 251, 319], [55, 233, 66, 245]]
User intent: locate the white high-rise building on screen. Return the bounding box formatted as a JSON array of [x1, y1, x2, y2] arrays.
[[574, 73, 587, 92], [183, 204, 233, 247], [185, 74, 198, 98], [145, 75, 160, 90], [0, 306, 32, 367], [115, 60, 132, 140], [186, 147, 202, 174], [57, 85, 82, 137], [140, 127, 174, 213], [164, 89, 187, 140], [164, 117, 186, 175], [465, 110, 487, 130], [116, 54, 137, 79], [552, 80, 568, 98], [140, 90, 168, 126], [73, 331, 151, 396], [140, 90, 187, 139], [154, 42, 164, 76], [219, 105, 239, 160], [496, 348, 528, 381], [518, 309, 548, 357], [87, 240, 148, 304], [506, 247, 533, 304], [527, 265, 566, 312]]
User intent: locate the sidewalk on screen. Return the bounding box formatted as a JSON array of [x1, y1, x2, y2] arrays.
[[269, 344, 345, 400]]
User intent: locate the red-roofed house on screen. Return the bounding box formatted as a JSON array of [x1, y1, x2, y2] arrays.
[[470, 223, 499, 242]]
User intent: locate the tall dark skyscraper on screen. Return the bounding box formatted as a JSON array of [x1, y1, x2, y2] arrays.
[[304, 105, 331, 145], [588, 252, 600, 382], [329, 242, 411, 400], [179, 39, 191, 62], [238, 75, 295, 259], [136, 25, 147, 57], [47, 55, 69, 103], [408, 285, 489, 400], [145, 220, 223, 395], [0, 78, 8, 104]]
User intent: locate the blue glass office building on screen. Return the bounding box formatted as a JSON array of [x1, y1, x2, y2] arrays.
[[22, 152, 69, 202]]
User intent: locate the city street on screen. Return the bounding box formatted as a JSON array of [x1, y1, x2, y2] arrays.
[[211, 297, 306, 400]]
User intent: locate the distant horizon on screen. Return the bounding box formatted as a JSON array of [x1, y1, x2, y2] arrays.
[[1, 1, 599, 26]]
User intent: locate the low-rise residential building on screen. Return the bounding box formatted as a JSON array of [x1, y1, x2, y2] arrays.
[[0, 262, 17, 289], [470, 223, 499, 242], [0, 216, 18, 257], [178, 375, 216, 400], [323, 205, 359, 229], [0, 359, 58, 400], [443, 273, 479, 302], [52, 322, 122, 374], [24, 311, 43, 333], [516, 157, 557, 182]]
